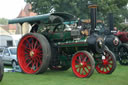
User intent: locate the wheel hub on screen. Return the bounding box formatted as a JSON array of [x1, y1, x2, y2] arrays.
[[30, 51, 34, 57], [98, 40, 103, 48], [103, 59, 108, 65], [79, 63, 84, 67]]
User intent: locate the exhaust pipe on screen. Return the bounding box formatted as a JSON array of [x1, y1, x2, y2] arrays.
[[108, 13, 114, 31], [87, 5, 105, 54], [88, 5, 97, 34]]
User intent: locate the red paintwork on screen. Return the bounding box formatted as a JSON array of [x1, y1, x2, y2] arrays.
[[17, 35, 43, 74], [115, 31, 128, 43], [95, 50, 113, 74], [72, 52, 92, 78]]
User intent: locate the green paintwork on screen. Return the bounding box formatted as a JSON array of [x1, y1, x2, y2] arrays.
[[59, 55, 71, 66], [48, 32, 72, 41], [42, 28, 88, 63], [8, 12, 76, 25], [63, 20, 77, 24], [57, 39, 88, 47], [43, 30, 88, 48]]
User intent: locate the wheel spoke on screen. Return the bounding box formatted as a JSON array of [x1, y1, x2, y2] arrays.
[[25, 39, 32, 49], [103, 67, 105, 72], [104, 65, 108, 72], [108, 62, 113, 65], [86, 59, 90, 63], [23, 44, 31, 50], [36, 53, 43, 58], [107, 64, 112, 69], [25, 49, 30, 53], [75, 67, 79, 70], [83, 67, 88, 74], [81, 69, 84, 75], [75, 58, 79, 63], [36, 57, 42, 64], [36, 44, 41, 49], [79, 56, 82, 63], [25, 56, 31, 60], [31, 59, 36, 70], [75, 63, 79, 65], [24, 52, 29, 55], [108, 58, 112, 61], [36, 63, 39, 70], [85, 64, 90, 70], [31, 37, 34, 49], [34, 41, 38, 49], [26, 60, 33, 68], [78, 67, 81, 73], [82, 57, 87, 63], [37, 50, 43, 53], [35, 59, 39, 70]]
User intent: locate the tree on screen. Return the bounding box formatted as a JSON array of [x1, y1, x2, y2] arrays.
[[0, 18, 8, 25], [25, 0, 128, 28], [25, 0, 91, 18], [97, 0, 128, 28]]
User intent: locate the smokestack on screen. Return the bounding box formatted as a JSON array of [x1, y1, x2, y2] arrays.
[[88, 5, 97, 34], [108, 13, 114, 31]]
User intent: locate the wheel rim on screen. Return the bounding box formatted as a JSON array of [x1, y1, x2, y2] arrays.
[[72, 52, 92, 78], [95, 50, 114, 74], [18, 35, 43, 74], [119, 46, 128, 65]]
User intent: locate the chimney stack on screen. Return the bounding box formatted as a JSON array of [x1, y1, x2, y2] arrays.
[[88, 5, 97, 34]]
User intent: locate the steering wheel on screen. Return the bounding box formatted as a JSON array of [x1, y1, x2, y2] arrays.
[[53, 24, 65, 32]]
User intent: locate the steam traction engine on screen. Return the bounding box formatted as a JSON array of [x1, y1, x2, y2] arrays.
[[8, 5, 116, 78], [115, 31, 128, 65], [97, 13, 128, 65]]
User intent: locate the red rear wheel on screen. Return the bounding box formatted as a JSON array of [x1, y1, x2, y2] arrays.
[[95, 49, 116, 74], [17, 33, 51, 74], [72, 51, 95, 78]]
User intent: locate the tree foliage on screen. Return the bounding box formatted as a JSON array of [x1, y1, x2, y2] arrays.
[[97, 0, 128, 27], [25, 0, 91, 18], [0, 18, 8, 25], [25, 0, 128, 28]]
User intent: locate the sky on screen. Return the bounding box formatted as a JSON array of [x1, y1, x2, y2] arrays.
[[0, 0, 26, 19]]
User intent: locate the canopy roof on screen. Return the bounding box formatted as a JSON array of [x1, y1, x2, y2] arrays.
[[8, 12, 76, 25]]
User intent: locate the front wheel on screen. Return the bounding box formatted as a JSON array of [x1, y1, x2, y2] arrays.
[[72, 51, 95, 78], [95, 49, 116, 74]]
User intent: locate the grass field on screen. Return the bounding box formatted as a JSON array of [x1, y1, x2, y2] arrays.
[[1, 63, 128, 85]]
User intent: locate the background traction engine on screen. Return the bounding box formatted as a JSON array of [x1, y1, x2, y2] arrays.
[[98, 13, 128, 65], [8, 6, 116, 78], [115, 31, 128, 65]]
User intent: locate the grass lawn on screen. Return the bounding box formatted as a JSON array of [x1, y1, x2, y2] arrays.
[[1, 63, 128, 85]]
